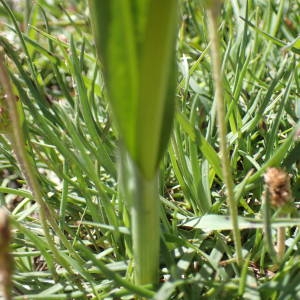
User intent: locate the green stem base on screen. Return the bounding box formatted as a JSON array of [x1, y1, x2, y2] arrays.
[[123, 155, 160, 287]]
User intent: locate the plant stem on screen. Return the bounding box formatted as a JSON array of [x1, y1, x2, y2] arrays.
[[276, 225, 285, 261], [0, 49, 56, 277], [206, 0, 243, 265], [0, 209, 12, 300], [263, 189, 278, 264], [276, 211, 286, 262], [0, 50, 84, 279], [124, 155, 160, 287]]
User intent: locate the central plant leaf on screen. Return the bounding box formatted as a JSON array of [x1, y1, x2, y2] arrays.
[[89, 0, 177, 178]]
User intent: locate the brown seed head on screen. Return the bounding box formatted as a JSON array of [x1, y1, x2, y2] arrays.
[[264, 167, 292, 208]]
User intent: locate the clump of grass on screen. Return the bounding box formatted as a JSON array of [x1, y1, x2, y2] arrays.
[[0, 0, 299, 299]]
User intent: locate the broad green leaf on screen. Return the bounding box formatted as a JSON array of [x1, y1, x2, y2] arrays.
[[89, 1, 178, 178]]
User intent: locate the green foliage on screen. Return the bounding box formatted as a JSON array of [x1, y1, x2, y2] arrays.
[[89, 0, 179, 287], [89, 0, 178, 179], [0, 0, 299, 299]]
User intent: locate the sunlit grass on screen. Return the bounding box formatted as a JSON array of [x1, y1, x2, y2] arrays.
[[0, 0, 299, 299]]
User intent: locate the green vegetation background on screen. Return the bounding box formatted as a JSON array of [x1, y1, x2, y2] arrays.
[[0, 0, 299, 299]]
